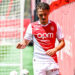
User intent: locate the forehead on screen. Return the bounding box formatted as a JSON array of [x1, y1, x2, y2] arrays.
[[37, 8, 49, 14]]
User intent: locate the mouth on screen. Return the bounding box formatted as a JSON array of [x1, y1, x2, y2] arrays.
[[42, 21, 46, 23]]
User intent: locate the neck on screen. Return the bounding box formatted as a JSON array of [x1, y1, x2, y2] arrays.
[[40, 20, 48, 25]]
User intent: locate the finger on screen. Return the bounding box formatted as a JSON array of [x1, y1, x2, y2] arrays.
[[46, 51, 53, 56], [16, 43, 20, 48], [46, 52, 51, 55], [20, 45, 25, 49], [46, 50, 51, 54], [16, 43, 22, 49]]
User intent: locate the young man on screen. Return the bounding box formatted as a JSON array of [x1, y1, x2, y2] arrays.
[[16, 2, 65, 75]]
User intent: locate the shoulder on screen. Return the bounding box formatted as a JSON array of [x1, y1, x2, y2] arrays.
[[31, 21, 39, 25], [28, 21, 38, 28], [50, 20, 61, 28], [49, 20, 57, 29], [50, 20, 57, 25]]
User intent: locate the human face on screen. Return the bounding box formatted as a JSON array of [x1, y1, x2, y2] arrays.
[[37, 8, 49, 25]]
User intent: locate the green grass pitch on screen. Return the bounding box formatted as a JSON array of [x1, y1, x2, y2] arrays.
[[0, 45, 33, 75], [23, 46, 33, 75]]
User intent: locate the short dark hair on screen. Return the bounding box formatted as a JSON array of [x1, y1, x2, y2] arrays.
[[36, 2, 50, 11]]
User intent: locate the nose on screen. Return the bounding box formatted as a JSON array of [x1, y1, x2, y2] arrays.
[[42, 15, 46, 19]]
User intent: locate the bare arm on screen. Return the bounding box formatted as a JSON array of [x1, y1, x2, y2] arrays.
[[16, 39, 30, 49], [55, 39, 65, 52], [46, 23, 65, 56], [16, 24, 32, 49], [46, 39, 65, 56]]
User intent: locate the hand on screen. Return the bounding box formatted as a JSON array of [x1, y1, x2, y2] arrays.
[[46, 48, 57, 56], [16, 42, 26, 49]]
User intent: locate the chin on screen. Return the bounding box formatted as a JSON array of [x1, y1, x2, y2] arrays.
[[42, 22, 46, 25]]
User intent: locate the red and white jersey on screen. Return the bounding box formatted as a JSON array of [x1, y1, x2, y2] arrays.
[[24, 20, 64, 64]]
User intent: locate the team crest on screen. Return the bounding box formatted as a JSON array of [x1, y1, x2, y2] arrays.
[[50, 26, 54, 31]]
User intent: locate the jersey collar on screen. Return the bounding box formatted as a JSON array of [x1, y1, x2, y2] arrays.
[[38, 20, 51, 26]]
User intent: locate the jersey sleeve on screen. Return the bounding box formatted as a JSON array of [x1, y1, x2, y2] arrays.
[[24, 24, 32, 41], [56, 23, 64, 41]]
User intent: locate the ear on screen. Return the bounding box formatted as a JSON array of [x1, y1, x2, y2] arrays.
[[36, 11, 39, 17]]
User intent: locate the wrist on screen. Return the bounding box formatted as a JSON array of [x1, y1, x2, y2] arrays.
[[22, 41, 26, 46], [54, 47, 58, 52]]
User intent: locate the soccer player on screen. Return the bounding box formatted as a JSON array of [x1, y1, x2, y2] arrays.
[[16, 2, 65, 75]]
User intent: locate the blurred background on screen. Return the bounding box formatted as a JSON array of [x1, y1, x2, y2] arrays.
[[0, 0, 75, 75]]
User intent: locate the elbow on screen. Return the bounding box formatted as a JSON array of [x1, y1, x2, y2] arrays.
[[59, 39, 65, 48], [63, 41, 65, 47], [63, 39, 65, 48]]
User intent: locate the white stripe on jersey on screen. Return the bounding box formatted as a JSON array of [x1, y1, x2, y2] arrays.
[[33, 35, 56, 62], [24, 20, 64, 62]]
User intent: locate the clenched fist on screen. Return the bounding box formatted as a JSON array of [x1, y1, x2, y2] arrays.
[[16, 43, 26, 49]]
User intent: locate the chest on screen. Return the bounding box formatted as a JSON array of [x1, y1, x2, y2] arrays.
[[32, 23, 57, 39]]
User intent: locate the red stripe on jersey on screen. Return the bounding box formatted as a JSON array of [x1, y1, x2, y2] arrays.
[[32, 21, 58, 62]]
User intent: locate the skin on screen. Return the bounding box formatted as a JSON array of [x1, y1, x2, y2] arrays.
[[46, 39, 65, 56], [16, 8, 65, 56], [37, 8, 50, 25]]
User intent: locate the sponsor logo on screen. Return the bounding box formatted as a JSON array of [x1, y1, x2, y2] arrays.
[[37, 33, 54, 39]]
